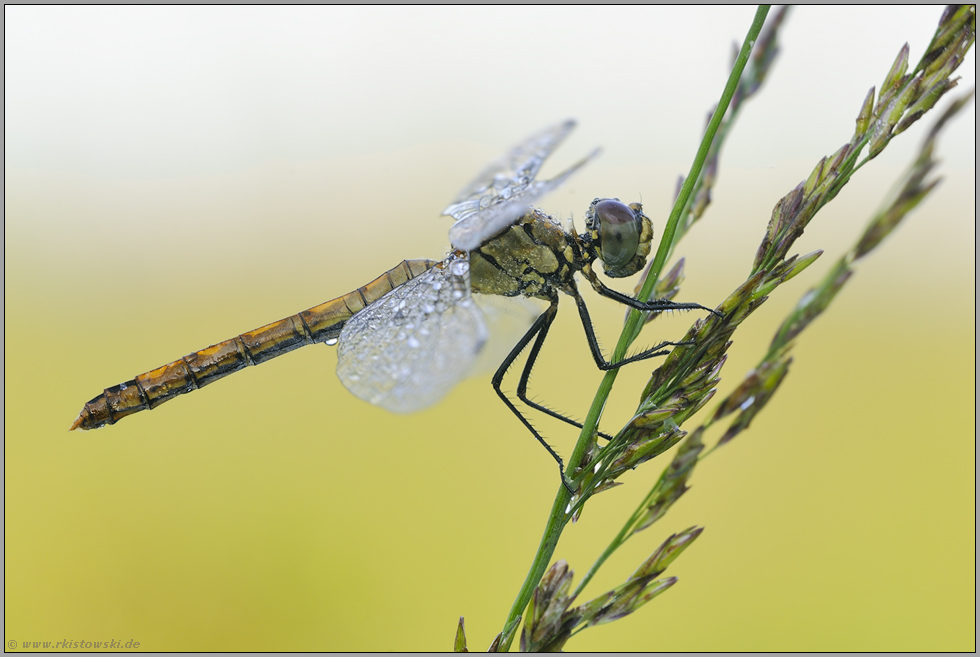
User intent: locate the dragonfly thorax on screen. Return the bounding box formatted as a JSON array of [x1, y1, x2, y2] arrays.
[[468, 208, 583, 301], [583, 198, 653, 278]]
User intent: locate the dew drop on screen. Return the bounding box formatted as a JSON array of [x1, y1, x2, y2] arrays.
[[325, 338, 339, 346]]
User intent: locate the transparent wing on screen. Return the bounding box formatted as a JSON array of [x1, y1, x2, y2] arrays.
[[336, 256, 487, 414], [468, 293, 548, 378], [447, 120, 577, 211], [443, 120, 600, 251]]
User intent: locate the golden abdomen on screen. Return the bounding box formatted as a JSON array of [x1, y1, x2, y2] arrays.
[[70, 259, 437, 431]]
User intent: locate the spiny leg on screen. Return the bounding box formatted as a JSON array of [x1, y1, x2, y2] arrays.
[[492, 299, 575, 492], [493, 285, 694, 487], [590, 277, 723, 317], [512, 301, 615, 441], [571, 286, 690, 371]]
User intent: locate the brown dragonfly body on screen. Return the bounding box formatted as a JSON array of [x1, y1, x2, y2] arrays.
[[71, 259, 437, 431], [70, 120, 714, 487]]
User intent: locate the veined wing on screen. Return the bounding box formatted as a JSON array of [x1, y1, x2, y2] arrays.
[[336, 255, 487, 414], [469, 293, 548, 378], [444, 120, 600, 251], [446, 120, 576, 209]]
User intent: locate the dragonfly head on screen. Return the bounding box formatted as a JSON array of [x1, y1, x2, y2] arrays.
[[584, 198, 653, 278]]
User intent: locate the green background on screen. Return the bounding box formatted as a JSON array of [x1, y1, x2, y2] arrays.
[[5, 6, 975, 651]]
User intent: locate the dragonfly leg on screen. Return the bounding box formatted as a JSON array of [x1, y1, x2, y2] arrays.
[[586, 272, 723, 317], [571, 287, 690, 371], [492, 299, 575, 493], [511, 303, 615, 442]]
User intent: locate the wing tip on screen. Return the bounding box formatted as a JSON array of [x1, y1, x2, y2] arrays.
[[448, 222, 479, 252]]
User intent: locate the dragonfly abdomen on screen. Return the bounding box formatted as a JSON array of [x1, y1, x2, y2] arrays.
[[70, 258, 438, 431]]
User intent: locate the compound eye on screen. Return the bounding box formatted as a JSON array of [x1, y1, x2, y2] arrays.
[[595, 199, 640, 270]]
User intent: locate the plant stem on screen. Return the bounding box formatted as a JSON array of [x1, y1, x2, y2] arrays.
[[572, 469, 667, 598], [635, 3, 772, 309], [496, 6, 771, 651], [497, 487, 571, 650]]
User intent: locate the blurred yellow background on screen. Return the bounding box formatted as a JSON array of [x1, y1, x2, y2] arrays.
[[5, 6, 975, 652]]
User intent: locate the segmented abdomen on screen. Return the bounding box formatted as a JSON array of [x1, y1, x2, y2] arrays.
[[71, 259, 438, 431]]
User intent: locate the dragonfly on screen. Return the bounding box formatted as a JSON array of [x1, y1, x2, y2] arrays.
[[71, 120, 716, 485]]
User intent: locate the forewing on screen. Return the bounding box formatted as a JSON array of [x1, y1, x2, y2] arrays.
[[443, 120, 600, 251], [446, 119, 576, 212], [336, 256, 487, 414]]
